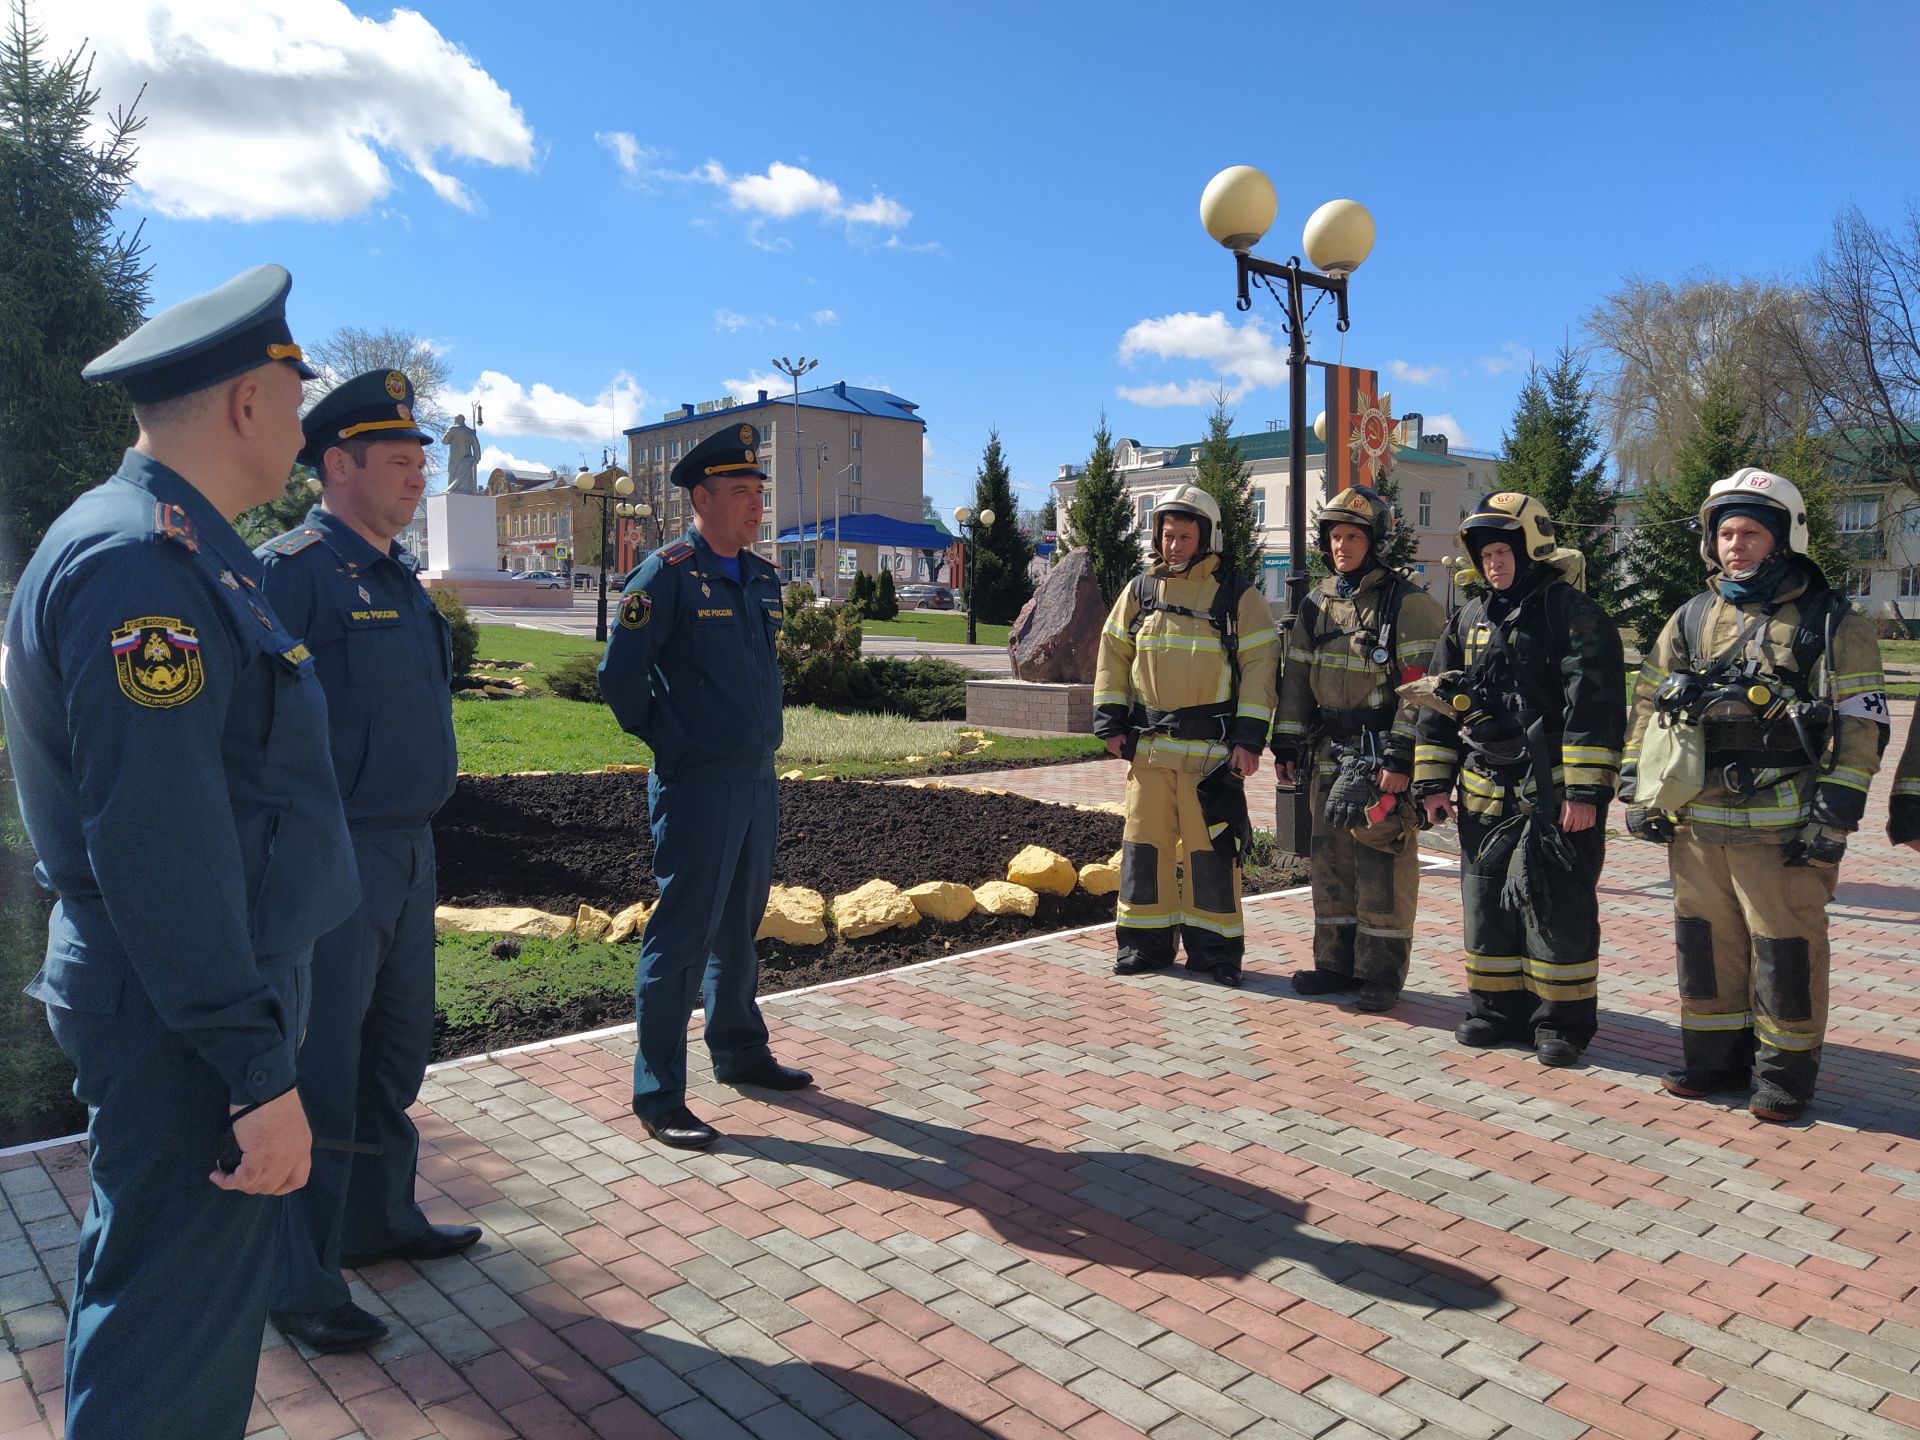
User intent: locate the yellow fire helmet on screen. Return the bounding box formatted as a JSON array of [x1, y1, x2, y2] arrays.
[[1150, 483, 1224, 556], [1698, 467, 1808, 569], [1456, 490, 1557, 578], [1316, 484, 1395, 554]]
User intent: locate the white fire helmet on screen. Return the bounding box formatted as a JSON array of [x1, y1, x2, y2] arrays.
[[1150, 484, 1223, 556], [1698, 467, 1808, 569]]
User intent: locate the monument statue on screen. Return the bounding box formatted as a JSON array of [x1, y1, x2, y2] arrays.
[[443, 414, 481, 494]]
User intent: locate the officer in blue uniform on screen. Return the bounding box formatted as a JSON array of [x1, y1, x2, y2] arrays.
[[599, 422, 812, 1149], [0, 265, 359, 1440], [257, 369, 473, 1354]]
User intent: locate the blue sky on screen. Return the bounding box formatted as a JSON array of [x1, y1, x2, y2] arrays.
[[46, 0, 1920, 519]]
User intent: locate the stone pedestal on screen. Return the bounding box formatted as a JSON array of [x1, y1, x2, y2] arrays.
[[420, 491, 570, 607], [965, 679, 1092, 736]]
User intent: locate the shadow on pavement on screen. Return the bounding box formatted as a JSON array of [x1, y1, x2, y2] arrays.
[[744, 1091, 1502, 1315]]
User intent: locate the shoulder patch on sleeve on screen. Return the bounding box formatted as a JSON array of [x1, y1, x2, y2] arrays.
[[660, 540, 695, 565], [619, 590, 652, 630], [262, 528, 324, 557], [111, 617, 205, 708]]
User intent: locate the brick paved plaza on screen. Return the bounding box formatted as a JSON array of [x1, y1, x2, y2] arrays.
[[3, 706, 1917, 1440]]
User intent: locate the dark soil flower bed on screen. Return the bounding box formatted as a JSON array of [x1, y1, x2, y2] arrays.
[[431, 773, 1302, 1060]]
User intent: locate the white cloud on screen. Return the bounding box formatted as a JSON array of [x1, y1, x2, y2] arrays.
[[595, 130, 653, 176], [477, 443, 557, 478], [1116, 380, 1232, 409], [1479, 342, 1532, 377], [1388, 359, 1446, 386], [722, 370, 797, 405], [46, 0, 534, 221], [715, 310, 779, 333], [1115, 311, 1287, 406], [812, 309, 839, 326], [1421, 413, 1472, 448], [459, 370, 650, 445]]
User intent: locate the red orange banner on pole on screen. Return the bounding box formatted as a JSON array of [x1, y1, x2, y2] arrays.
[[1322, 365, 1398, 495]]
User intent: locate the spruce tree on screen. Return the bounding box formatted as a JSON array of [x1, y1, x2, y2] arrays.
[[1623, 372, 1758, 647], [874, 565, 899, 621], [967, 429, 1033, 625], [0, 0, 150, 578], [1067, 415, 1141, 604], [1496, 348, 1624, 614], [1762, 428, 1847, 593], [1192, 400, 1260, 579]]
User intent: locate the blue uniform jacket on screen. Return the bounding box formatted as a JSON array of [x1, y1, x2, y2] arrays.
[[599, 527, 785, 781], [1, 452, 360, 1105], [256, 506, 457, 832]]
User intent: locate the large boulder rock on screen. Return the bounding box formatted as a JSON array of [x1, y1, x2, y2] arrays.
[[434, 904, 572, 939], [1078, 861, 1120, 896], [604, 900, 652, 944], [1008, 844, 1076, 897], [903, 880, 976, 923], [832, 879, 921, 939], [574, 904, 615, 943], [973, 881, 1039, 917], [1007, 549, 1105, 684], [758, 886, 827, 946]]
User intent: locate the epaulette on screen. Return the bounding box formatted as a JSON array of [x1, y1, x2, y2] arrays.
[[660, 540, 695, 565], [152, 501, 197, 552], [262, 527, 324, 557]]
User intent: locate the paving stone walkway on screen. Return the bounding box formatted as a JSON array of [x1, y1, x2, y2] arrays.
[[3, 706, 1918, 1440]]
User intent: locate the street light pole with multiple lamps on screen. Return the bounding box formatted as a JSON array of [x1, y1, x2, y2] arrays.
[[952, 503, 995, 646], [1199, 165, 1376, 859], [573, 463, 639, 643]]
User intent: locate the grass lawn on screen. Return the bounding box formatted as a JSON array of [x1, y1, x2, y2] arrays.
[[860, 608, 1011, 648], [452, 696, 1103, 776], [471, 624, 605, 682]]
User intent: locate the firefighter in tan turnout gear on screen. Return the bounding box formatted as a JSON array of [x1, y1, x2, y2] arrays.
[[1624, 468, 1889, 1122], [1094, 486, 1278, 985], [1413, 493, 1625, 1067], [1890, 695, 1920, 851], [1270, 486, 1445, 1013]]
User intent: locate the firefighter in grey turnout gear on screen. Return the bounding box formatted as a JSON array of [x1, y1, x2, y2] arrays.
[[1623, 468, 1889, 1122], [1271, 486, 1445, 1012], [1093, 486, 1278, 984], [1414, 493, 1625, 1067]]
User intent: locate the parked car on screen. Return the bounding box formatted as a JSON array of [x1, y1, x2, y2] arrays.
[[897, 583, 955, 610], [512, 570, 565, 589]]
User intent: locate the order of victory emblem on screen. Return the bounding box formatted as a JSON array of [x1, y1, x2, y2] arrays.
[[110, 616, 204, 708]]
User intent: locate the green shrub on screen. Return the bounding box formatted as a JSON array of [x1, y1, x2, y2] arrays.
[[847, 570, 876, 617], [432, 588, 480, 681], [873, 568, 900, 621], [857, 657, 969, 720], [777, 583, 866, 707], [545, 652, 604, 703]]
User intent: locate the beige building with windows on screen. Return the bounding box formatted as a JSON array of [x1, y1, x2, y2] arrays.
[[624, 380, 927, 583], [1052, 414, 1500, 609]]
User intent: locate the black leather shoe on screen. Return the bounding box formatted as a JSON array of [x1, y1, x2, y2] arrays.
[[1212, 968, 1243, 988], [1113, 955, 1174, 975], [341, 1223, 482, 1268], [637, 1104, 720, 1149], [270, 1302, 388, 1354], [1454, 1017, 1507, 1047], [1536, 1037, 1584, 1068], [717, 1059, 814, 1091], [1351, 984, 1399, 1013]]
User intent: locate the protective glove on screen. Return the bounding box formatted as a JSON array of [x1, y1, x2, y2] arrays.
[[1322, 749, 1375, 829], [1624, 807, 1675, 845], [1783, 821, 1848, 869], [1269, 740, 1299, 768]]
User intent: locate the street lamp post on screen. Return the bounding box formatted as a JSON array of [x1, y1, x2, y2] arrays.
[[953, 503, 996, 646], [574, 463, 634, 643], [772, 355, 817, 583], [1200, 165, 1375, 860]]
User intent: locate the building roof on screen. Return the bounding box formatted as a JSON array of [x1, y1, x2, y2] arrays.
[[487, 467, 566, 493], [774, 514, 954, 550], [625, 381, 923, 437], [1153, 428, 1463, 469]]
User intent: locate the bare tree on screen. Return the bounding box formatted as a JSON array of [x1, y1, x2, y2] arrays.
[[1780, 204, 1920, 498], [304, 325, 454, 478], [1584, 273, 1823, 490]]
